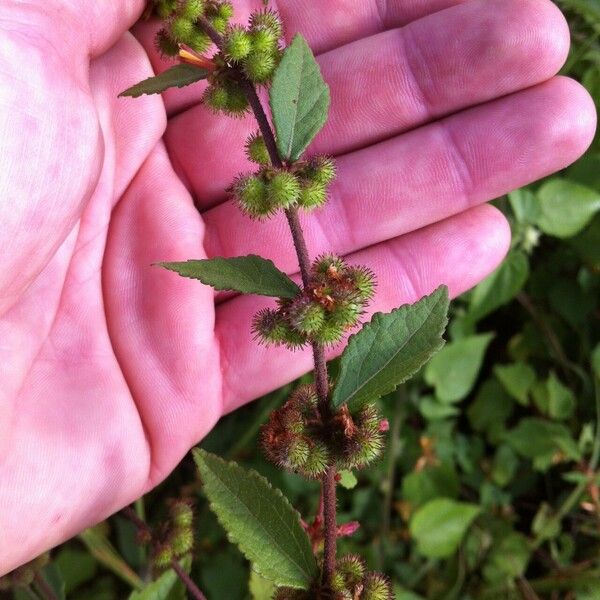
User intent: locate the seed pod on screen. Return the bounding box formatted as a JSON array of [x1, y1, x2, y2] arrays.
[[310, 156, 336, 185], [245, 132, 271, 165], [312, 320, 345, 346], [171, 501, 194, 529], [243, 50, 277, 84], [233, 174, 270, 217], [297, 180, 327, 210], [170, 17, 195, 44], [347, 265, 376, 301], [153, 543, 174, 569], [223, 26, 252, 61], [302, 441, 329, 478], [328, 300, 362, 329], [250, 28, 279, 54], [157, 0, 178, 18], [171, 528, 194, 556], [209, 15, 229, 33], [336, 554, 366, 586], [217, 1, 234, 19], [250, 8, 283, 39], [288, 299, 326, 334], [187, 29, 212, 53], [362, 573, 393, 600], [266, 171, 301, 208], [155, 29, 180, 57], [312, 254, 346, 277], [181, 0, 205, 20]]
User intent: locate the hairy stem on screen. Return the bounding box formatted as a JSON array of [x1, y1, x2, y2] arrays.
[[171, 559, 208, 600], [196, 17, 338, 588]]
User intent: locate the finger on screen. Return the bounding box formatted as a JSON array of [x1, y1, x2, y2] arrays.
[[165, 0, 569, 206], [202, 77, 596, 277], [133, 0, 470, 114], [216, 204, 510, 413], [104, 143, 222, 487]]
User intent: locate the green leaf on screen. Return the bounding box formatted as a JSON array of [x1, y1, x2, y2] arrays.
[[249, 569, 276, 600], [491, 444, 519, 487], [424, 333, 494, 403], [505, 418, 581, 471], [536, 179, 600, 238], [418, 396, 460, 421], [270, 34, 330, 161], [467, 250, 529, 322], [79, 527, 144, 590], [591, 343, 600, 379], [409, 498, 481, 558], [193, 449, 317, 588], [401, 464, 459, 510], [467, 379, 514, 443], [483, 533, 531, 582], [338, 470, 358, 489], [532, 373, 575, 420], [159, 255, 300, 298], [494, 362, 536, 406], [570, 213, 600, 270], [119, 65, 209, 98], [331, 286, 449, 411], [508, 188, 540, 224]]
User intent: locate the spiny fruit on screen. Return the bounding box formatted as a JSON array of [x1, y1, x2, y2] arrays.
[[223, 26, 252, 61], [245, 132, 271, 165], [260, 385, 387, 476], [252, 255, 376, 348]]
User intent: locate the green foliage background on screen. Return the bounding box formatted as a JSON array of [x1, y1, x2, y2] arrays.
[[8, 2, 600, 598]]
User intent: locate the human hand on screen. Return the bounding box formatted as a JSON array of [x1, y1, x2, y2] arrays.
[[0, 0, 595, 575]]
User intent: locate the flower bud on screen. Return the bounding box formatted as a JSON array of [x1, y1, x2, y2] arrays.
[[252, 308, 307, 348], [245, 132, 270, 165], [243, 50, 277, 84], [266, 171, 301, 208], [327, 300, 362, 329], [155, 29, 180, 57], [362, 573, 393, 600], [223, 26, 252, 62], [181, 0, 205, 20], [204, 80, 249, 116], [233, 175, 270, 217]]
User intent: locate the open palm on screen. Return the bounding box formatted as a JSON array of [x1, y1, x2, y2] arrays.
[[0, 0, 595, 575]]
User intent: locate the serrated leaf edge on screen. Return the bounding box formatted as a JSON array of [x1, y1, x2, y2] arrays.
[[333, 286, 449, 409], [193, 449, 316, 589]]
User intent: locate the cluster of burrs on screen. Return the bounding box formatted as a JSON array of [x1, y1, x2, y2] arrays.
[[274, 555, 393, 600], [260, 385, 387, 479], [253, 254, 375, 348], [153, 0, 284, 115]]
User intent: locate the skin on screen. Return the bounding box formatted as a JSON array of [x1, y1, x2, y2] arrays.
[[0, 0, 596, 575]]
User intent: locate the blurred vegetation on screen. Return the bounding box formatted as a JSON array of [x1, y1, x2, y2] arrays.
[[3, 1, 600, 598]]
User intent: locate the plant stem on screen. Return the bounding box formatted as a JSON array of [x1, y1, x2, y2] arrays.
[[171, 559, 208, 600], [197, 18, 338, 589], [33, 573, 59, 600]]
